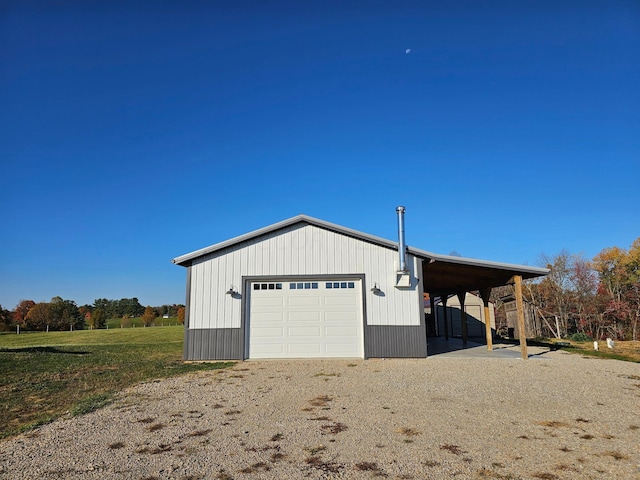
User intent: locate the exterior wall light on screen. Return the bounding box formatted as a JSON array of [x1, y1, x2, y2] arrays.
[[371, 283, 381, 295], [226, 285, 237, 295]]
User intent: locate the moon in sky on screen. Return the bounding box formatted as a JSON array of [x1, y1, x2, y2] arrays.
[[405, 48, 411, 54]]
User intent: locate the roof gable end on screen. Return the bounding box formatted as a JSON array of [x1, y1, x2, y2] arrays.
[[172, 214, 399, 266]]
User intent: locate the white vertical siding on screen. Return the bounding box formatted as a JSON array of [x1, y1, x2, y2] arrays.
[[188, 223, 422, 329]]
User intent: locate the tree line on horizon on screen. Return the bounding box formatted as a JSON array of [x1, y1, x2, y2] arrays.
[[1, 238, 638, 340], [0, 297, 185, 332]]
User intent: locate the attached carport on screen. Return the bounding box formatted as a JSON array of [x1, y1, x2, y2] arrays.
[[409, 249, 549, 359]]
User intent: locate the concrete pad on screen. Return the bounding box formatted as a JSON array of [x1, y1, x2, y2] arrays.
[[426, 337, 551, 359]]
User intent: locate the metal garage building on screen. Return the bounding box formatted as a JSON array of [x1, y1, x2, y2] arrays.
[[172, 208, 548, 361]]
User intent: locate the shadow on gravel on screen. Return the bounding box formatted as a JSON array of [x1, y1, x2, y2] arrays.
[[0, 346, 90, 355]]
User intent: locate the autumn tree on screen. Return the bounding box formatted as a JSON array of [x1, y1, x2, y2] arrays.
[[570, 255, 601, 336], [26, 302, 52, 330], [535, 251, 576, 337], [624, 238, 640, 340], [177, 307, 185, 325], [518, 251, 601, 338], [141, 306, 156, 326], [521, 280, 561, 338], [13, 300, 35, 329], [593, 238, 640, 340], [593, 243, 626, 338], [593, 246, 628, 302], [22, 298, 83, 331]]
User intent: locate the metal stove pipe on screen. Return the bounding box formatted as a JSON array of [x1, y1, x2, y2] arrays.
[[396, 206, 407, 272]]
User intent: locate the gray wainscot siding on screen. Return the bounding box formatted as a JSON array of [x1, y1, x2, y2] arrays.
[[184, 328, 244, 361], [364, 325, 427, 358]]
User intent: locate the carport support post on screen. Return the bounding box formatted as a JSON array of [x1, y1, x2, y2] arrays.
[[479, 287, 493, 351], [457, 291, 468, 346], [513, 275, 528, 360], [429, 295, 436, 336], [442, 295, 449, 340]]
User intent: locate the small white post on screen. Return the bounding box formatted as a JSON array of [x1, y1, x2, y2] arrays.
[[593, 341, 598, 351]]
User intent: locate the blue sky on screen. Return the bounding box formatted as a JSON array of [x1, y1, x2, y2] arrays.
[[1, 1, 638, 309]]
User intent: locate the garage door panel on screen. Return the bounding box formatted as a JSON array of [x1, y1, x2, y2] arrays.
[[252, 327, 285, 337], [325, 344, 360, 355], [325, 326, 358, 337], [324, 296, 358, 306], [288, 343, 322, 354], [287, 311, 321, 322], [288, 296, 321, 307], [253, 343, 284, 352], [252, 297, 285, 307], [288, 326, 322, 337], [252, 311, 285, 322], [324, 311, 357, 322], [249, 279, 363, 359]]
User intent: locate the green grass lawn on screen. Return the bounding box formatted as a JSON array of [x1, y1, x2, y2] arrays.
[[528, 338, 640, 363], [0, 326, 233, 439], [105, 316, 181, 329]]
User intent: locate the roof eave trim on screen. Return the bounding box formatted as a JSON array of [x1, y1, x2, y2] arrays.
[[409, 246, 550, 275]]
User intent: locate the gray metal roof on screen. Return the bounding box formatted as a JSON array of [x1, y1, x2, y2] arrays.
[[172, 214, 549, 279]]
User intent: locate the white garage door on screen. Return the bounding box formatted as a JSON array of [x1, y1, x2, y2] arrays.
[[248, 279, 364, 359]]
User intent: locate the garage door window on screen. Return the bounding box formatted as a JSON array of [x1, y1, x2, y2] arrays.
[[253, 283, 282, 290], [290, 282, 318, 290], [326, 281, 355, 289]]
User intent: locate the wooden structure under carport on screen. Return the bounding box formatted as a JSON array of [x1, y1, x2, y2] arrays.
[[419, 254, 544, 359]]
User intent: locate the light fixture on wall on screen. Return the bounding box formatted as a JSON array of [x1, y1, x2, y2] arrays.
[[226, 285, 237, 295], [371, 283, 381, 295]]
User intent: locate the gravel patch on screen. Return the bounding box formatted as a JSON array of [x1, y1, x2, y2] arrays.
[[1, 349, 639, 479]]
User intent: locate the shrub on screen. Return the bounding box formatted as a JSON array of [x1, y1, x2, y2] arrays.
[[570, 332, 593, 342]]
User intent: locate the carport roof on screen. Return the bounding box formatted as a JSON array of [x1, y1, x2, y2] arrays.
[[417, 253, 547, 295], [172, 214, 548, 292]]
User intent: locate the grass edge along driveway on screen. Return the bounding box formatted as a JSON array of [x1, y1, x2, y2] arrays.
[[0, 326, 232, 439]]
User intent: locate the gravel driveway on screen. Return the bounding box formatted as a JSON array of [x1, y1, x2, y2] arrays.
[[1, 348, 639, 479]]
